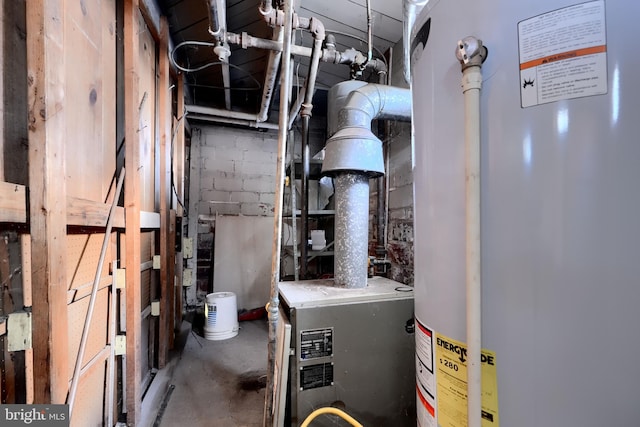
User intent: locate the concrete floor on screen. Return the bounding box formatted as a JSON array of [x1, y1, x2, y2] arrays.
[[158, 319, 268, 427]]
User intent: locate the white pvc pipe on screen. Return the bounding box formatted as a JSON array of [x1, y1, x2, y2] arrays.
[[187, 114, 279, 130], [462, 64, 483, 427], [263, 0, 294, 423]]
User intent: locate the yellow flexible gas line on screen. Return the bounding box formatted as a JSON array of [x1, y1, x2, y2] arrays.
[[300, 407, 363, 427]]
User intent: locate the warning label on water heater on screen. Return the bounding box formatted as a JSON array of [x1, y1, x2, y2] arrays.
[[518, 0, 607, 108], [415, 319, 436, 427]]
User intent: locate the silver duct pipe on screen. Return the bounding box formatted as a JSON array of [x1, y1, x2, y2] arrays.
[[403, 0, 428, 84], [322, 83, 411, 288]]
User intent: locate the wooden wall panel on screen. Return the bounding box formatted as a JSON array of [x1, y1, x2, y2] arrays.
[[141, 231, 154, 263], [66, 287, 110, 379], [66, 234, 111, 291], [101, 0, 117, 198], [172, 77, 186, 216], [68, 359, 108, 427], [64, 0, 116, 202], [138, 12, 157, 213], [141, 269, 152, 311]]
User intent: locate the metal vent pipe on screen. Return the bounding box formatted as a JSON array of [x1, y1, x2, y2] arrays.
[[322, 83, 411, 288]]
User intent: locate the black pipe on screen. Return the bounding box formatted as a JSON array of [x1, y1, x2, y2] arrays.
[[300, 115, 310, 278], [376, 68, 389, 272], [299, 28, 324, 279]]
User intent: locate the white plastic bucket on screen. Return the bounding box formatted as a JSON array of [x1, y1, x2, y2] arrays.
[[310, 229, 326, 250], [203, 292, 239, 341]]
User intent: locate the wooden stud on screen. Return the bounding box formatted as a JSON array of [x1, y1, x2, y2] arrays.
[[124, 0, 142, 423], [139, 0, 161, 43], [67, 197, 125, 228], [26, 0, 69, 404], [158, 17, 171, 369], [169, 210, 176, 349], [172, 77, 184, 331], [20, 235, 34, 404], [175, 76, 186, 217]]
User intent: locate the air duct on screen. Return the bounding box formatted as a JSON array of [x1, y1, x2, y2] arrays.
[[322, 83, 411, 288]]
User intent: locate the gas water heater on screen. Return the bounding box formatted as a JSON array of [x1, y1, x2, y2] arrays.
[[411, 1, 640, 426]]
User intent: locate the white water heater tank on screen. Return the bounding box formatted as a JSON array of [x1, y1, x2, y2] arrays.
[[411, 1, 640, 426]]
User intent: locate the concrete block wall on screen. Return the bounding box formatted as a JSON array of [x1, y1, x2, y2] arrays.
[[198, 126, 279, 218], [186, 124, 279, 306]]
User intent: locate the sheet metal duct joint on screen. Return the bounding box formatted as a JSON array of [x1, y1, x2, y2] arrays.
[[322, 83, 411, 178]]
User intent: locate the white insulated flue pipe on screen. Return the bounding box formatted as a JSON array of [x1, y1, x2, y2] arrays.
[[456, 36, 486, 427]]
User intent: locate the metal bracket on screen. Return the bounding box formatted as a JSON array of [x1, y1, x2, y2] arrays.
[[7, 312, 32, 351], [115, 335, 126, 356], [115, 268, 126, 289], [183, 238, 194, 259], [151, 301, 160, 317], [182, 268, 193, 287], [153, 255, 161, 270]]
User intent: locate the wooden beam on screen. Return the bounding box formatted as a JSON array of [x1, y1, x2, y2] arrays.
[[139, 0, 161, 42], [21, 236, 34, 404], [67, 197, 126, 228], [26, 0, 69, 403], [124, 0, 143, 423], [0, 182, 27, 223], [0, 189, 126, 227], [158, 17, 171, 368], [169, 210, 176, 350], [175, 76, 186, 217]]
